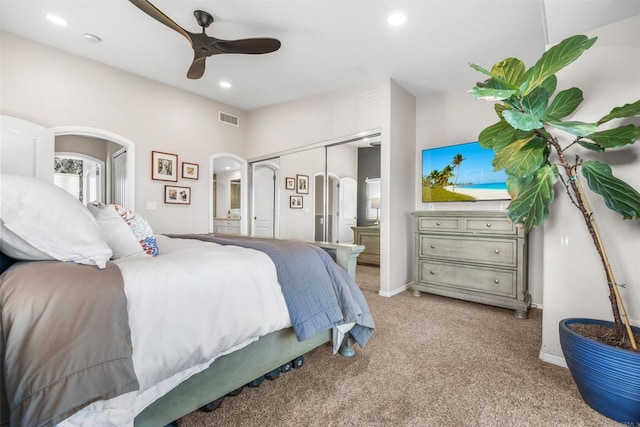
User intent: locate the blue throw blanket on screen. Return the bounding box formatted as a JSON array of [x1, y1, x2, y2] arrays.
[[166, 234, 375, 348]]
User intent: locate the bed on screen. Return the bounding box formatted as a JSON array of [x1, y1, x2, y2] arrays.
[[0, 173, 375, 427]]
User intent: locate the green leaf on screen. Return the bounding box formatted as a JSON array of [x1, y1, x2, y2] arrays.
[[469, 63, 493, 77], [584, 125, 640, 148], [507, 165, 558, 232], [491, 58, 526, 86], [547, 119, 598, 136], [506, 175, 533, 199], [520, 35, 597, 96], [492, 136, 547, 178], [582, 160, 640, 219], [494, 103, 510, 118], [478, 121, 513, 149], [540, 75, 557, 98], [545, 88, 584, 120], [503, 110, 543, 131], [469, 77, 518, 100], [469, 86, 517, 101], [598, 100, 640, 124], [478, 122, 534, 154], [577, 140, 605, 152], [521, 87, 549, 120]]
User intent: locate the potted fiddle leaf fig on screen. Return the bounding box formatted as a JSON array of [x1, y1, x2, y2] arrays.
[[468, 34, 640, 423]]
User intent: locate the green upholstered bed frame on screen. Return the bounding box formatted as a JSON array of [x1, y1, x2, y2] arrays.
[[134, 328, 332, 426]]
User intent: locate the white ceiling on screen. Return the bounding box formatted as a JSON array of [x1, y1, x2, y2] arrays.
[[1, 0, 638, 111]]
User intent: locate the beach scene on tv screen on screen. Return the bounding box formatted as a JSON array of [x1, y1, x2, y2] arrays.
[[422, 141, 510, 202]]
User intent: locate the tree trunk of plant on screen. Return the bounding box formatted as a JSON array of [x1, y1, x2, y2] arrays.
[[551, 138, 637, 349]]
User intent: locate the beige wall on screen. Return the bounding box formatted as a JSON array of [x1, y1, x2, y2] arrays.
[[540, 16, 640, 363], [0, 32, 246, 234], [245, 80, 418, 296], [414, 16, 640, 365], [3, 15, 637, 363]]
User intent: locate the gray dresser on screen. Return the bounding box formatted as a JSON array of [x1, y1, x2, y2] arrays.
[[412, 211, 530, 318], [351, 226, 380, 265]]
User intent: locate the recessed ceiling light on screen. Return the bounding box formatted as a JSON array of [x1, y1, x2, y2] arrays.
[[83, 33, 102, 43], [219, 81, 232, 89], [387, 13, 407, 26], [46, 13, 68, 27]]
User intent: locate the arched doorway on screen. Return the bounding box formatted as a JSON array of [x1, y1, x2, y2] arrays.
[[51, 126, 136, 209], [251, 159, 280, 238], [210, 153, 248, 234]]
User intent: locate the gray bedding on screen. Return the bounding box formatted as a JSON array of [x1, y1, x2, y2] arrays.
[[166, 234, 375, 347], [0, 261, 138, 427]]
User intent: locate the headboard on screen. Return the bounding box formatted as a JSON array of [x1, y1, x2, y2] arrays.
[[0, 115, 55, 181], [1, 115, 55, 272]]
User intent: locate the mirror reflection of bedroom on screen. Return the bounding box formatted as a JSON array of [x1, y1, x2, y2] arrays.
[[250, 132, 381, 293], [212, 156, 243, 235], [53, 134, 128, 207]]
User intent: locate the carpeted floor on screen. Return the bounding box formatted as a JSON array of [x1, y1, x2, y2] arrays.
[[179, 268, 617, 427]]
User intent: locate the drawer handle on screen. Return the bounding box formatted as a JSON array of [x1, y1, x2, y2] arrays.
[[494, 279, 500, 284], [430, 244, 436, 249], [430, 271, 436, 275], [436, 222, 441, 226], [486, 223, 492, 228], [494, 249, 500, 254]]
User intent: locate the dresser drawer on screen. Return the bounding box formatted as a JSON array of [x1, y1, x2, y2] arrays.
[[465, 218, 519, 235], [418, 260, 516, 298], [419, 235, 517, 267], [221, 220, 240, 227], [417, 216, 461, 232]]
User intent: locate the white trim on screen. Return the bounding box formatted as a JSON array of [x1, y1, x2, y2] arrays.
[[247, 129, 381, 163], [539, 351, 568, 368], [50, 126, 136, 209], [379, 282, 410, 297]]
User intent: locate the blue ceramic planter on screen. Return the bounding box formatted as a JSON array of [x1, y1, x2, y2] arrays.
[[559, 318, 640, 424]]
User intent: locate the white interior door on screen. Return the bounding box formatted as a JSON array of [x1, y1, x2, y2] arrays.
[[252, 165, 276, 237], [1, 115, 54, 181], [338, 177, 357, 243], [112, 148, 127, 206]]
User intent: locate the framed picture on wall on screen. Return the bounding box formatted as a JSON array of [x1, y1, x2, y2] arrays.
[[164, 185, 191, 204], [285, 177, 296, 190], [182, 162, 199, 180], [296, 174, 309, 194], [290, 195, 303, 209], [152, 151, 178, 182]]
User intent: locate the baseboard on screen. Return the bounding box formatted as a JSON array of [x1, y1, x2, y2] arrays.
[[539, 350, 567, 368], [379, 282, 410, 297]]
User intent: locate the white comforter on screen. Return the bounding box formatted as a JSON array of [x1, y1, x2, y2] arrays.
[[60, 235, 291, 426]]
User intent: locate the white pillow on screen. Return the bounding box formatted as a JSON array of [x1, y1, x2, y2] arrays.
[[87, 203, 144, 259], [0, 174, 113, 268]]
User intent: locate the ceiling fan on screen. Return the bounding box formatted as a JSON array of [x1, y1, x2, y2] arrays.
[[129, 0, 281, 79]]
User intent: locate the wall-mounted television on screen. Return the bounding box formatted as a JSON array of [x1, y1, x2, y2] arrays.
[[421, 141, 510, 203]]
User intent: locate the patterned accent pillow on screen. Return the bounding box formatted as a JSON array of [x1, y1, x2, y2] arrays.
[[113, 205, 159, 256]]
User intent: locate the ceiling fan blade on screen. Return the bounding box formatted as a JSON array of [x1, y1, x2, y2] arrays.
[[212, 38, 281, 55], [187, 55, 207, 79], [129, 0, 191, 42]]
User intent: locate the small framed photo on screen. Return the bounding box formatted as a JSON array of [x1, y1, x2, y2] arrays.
[[182, 162, 199, 180], [285, 177, 296, 190], [152, 151, 178, 182], [296, 174, 309, 194], [290, 195, 303, 209], [164, 185, 191, 205]]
